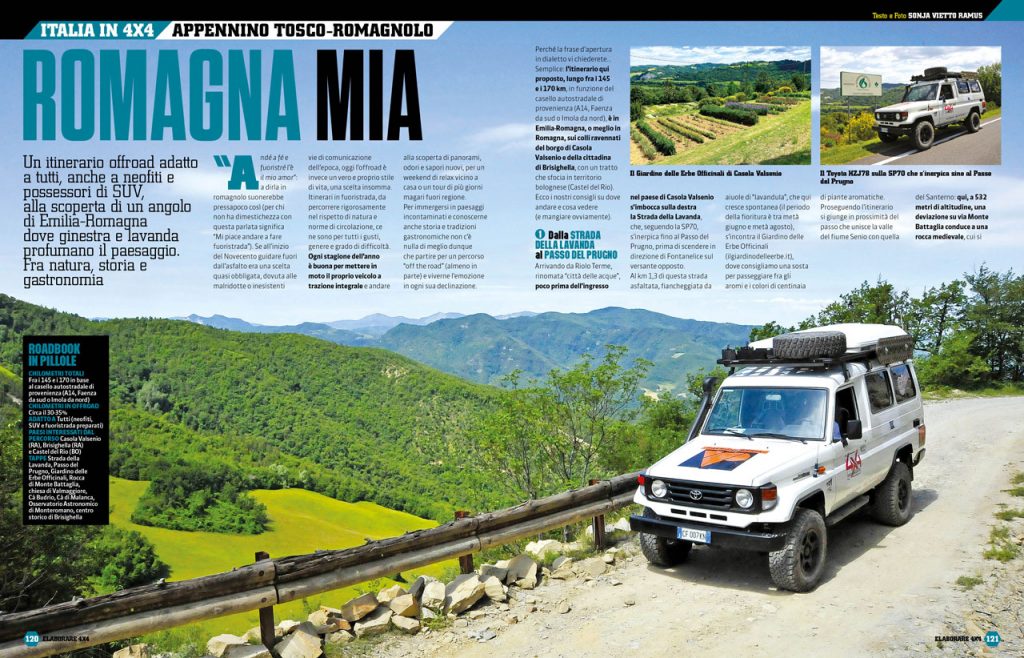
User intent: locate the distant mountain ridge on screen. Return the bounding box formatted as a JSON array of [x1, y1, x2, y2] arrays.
[[181, 307, 751, 394]]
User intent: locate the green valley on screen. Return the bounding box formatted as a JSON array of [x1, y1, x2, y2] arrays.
[[109, 477, 451, 636]]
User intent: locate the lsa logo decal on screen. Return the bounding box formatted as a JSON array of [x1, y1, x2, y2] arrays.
[[845, 450, 862, 478], [681, 447, 768, 471]]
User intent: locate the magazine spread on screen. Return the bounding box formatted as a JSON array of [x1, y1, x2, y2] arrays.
[[1, 8, 1022, 657]]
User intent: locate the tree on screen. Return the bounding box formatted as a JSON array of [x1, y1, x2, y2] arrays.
[[809, 279, 910, 327], [963, 265, 1024, 381], [749, 321, 793, 342], [754, 71, 773, 94], [913, 331, 989, 388], [89, 527, 168, 592], [474, 371, 552, 500], [477, 346, 651, 499], [905, 280, 967, 355], [791, 72, 807, 91], [543, 346, 652, 490], [977, 62, 1001, 107]]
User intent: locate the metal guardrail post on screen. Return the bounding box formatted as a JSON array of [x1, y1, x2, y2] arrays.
[[454, 510, 474, 573], [255, 551, 275, 650], [589, 479, 606, 550]]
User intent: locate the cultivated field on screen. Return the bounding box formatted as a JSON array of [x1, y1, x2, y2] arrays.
[[631, 98, 811, 165]]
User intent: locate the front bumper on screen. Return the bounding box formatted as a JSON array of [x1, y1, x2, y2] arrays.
[[630, 513, 788, 552], [875, 123, 913, 137]]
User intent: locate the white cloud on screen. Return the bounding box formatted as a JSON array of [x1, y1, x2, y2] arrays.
[[465, 123, 535, 152], [631, 46, 810, 67], [820, 46, 1000, 89]]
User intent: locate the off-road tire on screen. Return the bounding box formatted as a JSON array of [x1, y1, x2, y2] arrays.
[[638, 508, 692, 567], [913, 121, 935, 150], [923, 67, 948, 79], [871, 461, 913, 526], [772, 331, 847, 360], [768, 508, 827, 592], [966, 110, 981, 133], [878, 132, 899, 143]]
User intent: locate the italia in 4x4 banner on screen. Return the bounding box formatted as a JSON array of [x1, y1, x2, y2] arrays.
[[0, 7, 1022, 658]]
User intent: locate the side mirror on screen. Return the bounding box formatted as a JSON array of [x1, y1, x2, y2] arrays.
[[846, 419, 863, 440], [702, 376, 719, 395]]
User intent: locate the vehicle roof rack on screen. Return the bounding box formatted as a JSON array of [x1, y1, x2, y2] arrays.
[[910, 71, 964, 82], [717, 334, 915, 370]]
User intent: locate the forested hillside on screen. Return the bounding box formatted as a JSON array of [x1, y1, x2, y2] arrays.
[[0, 295, 502, 522]]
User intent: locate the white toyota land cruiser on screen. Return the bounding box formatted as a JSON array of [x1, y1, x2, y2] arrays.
[[630, 324, 926, 591], [874, 67, 986, 151]]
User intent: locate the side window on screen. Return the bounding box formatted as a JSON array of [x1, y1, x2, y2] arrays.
[[890, 364, 917, 403], [865, 371, 894, 413], [957, 80, 970, 94], [940, 84, 954, 101], [835, 387, 858, 437], [969, 80, 982, 93]]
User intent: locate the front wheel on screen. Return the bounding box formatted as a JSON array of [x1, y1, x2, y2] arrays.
[[871, 461, 913, 526], [878, 132, 899, 143], [768, 508, 827, 592], [966, 111, 981, 133], [913, 121, 935, 150], [638, 508, 692, 567]]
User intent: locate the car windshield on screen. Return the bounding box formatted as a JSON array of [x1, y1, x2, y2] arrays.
[[903, 83, 939, 102], [703, 387, 828, 441]]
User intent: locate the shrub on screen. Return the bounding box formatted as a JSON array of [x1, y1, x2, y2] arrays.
[[700, 104, 758, 126], [667, 117, 716, 139], [636, 120, 676, 155], [657, 118, 704, 144], [631, 125, 657, 160], [844, 111, 877, 143]]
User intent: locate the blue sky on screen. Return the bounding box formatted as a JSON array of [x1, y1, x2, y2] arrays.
[[0, 20, 1020, 326]]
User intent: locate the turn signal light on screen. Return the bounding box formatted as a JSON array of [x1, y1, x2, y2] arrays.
[[637, 474, 646, 486], [918, 424, 926, 447], [761, 485, 778, 511]]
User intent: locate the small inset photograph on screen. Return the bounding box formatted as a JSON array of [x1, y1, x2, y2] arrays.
[[629, 46, 812, 165], [820, 46, 1001, 165]]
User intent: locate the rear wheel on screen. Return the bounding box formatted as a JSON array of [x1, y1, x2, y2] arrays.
[[913, 121, 935, 150], [769, 508, 827, 592], [878, 132, 899, 143], [966, 110, 981, 133], [638, 508, 692, 567], [871, 461, 913, 526]]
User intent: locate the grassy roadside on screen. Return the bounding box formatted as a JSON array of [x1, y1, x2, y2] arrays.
[[820, 105, 1002, 165], [922, 383, 1024, 401]]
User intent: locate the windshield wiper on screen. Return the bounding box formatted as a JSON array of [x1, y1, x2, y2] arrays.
[[721, 428, 753, 440], [751, 432, 807, 444]]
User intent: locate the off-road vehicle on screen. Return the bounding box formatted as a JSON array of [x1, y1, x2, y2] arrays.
[[873, 67, 986, 150], [630, 324, 926, 592]]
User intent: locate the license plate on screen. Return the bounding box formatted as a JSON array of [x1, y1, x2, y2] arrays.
[[677, 527, 710, 543], [880, 127, 889, 133]]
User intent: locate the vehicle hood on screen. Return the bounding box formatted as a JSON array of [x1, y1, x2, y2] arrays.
[[876, 101, 931, 113], [645, 434, 821, 486]]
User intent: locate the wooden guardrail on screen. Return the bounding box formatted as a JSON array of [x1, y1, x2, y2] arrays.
[[0, 473, 640, 658]]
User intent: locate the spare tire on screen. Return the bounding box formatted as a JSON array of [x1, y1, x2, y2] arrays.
[[923, 66, 947, 79], [773, 331, 847, 359]]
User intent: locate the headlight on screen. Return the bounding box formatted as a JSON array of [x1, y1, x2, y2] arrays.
[[735, 488, 754, 509], [650, 479, 668, 498]]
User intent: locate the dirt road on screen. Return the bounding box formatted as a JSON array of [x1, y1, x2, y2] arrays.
[[374, 397, 1023, 658]]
